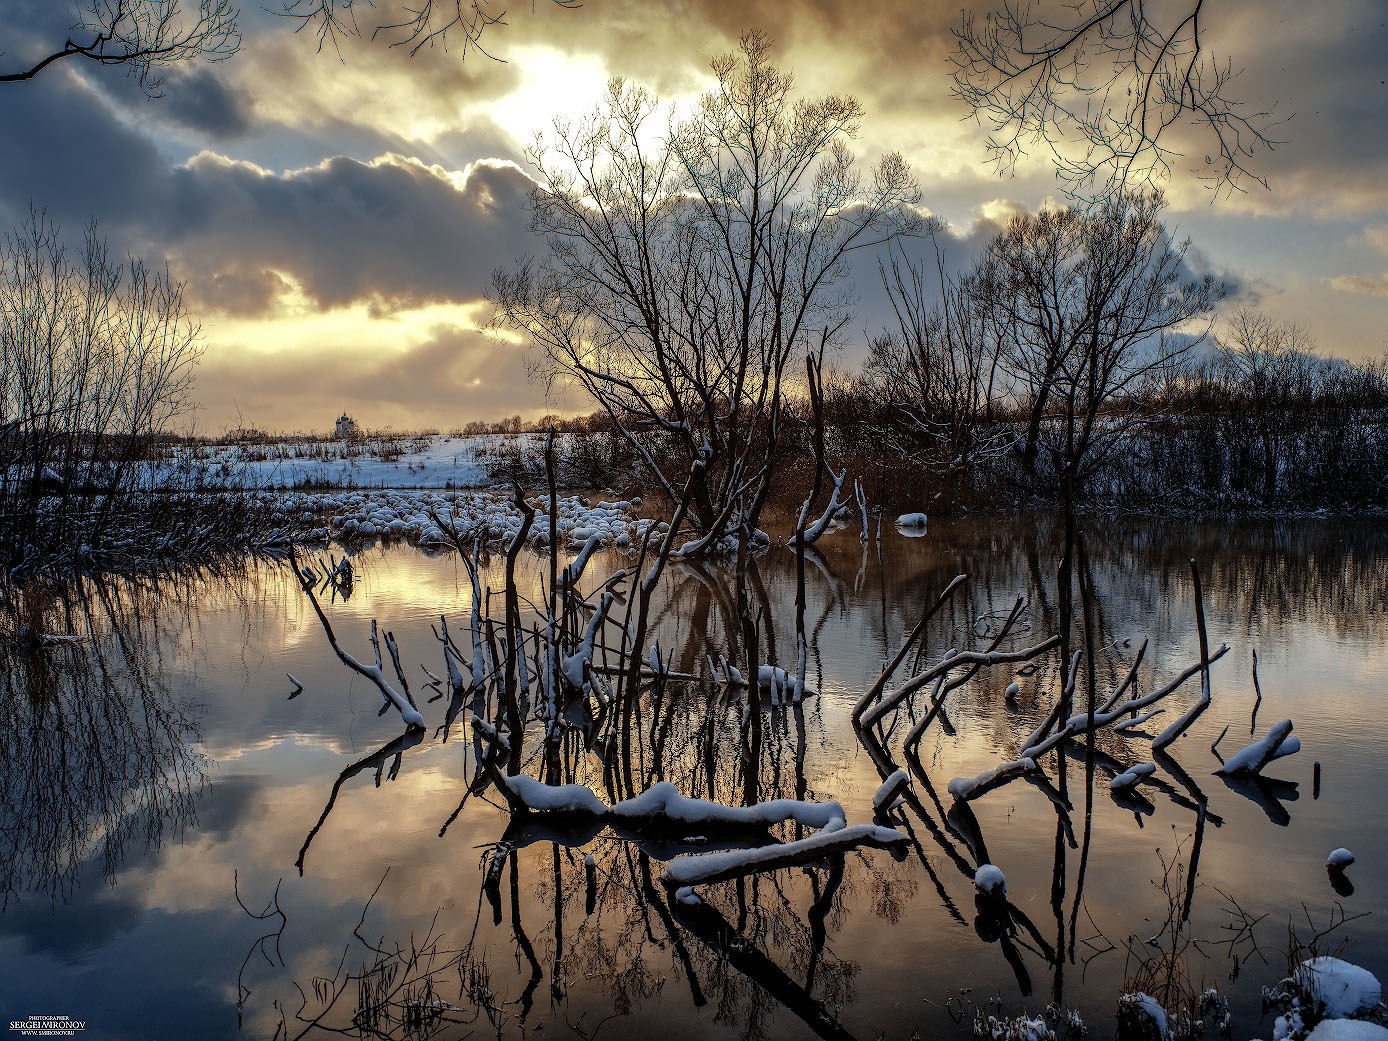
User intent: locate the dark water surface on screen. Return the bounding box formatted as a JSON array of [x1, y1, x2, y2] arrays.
[[3, 515, 1386, 1040]]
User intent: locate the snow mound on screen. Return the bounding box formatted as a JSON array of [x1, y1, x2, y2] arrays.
[[1327, 848, 1356, 869], [1118, 993, 1169, 1039], [896, 512, 928, 529], [1296, 957, 1382, 1019], [1306, 1020, 1388, 1040], [974, 863, 1006, 895]]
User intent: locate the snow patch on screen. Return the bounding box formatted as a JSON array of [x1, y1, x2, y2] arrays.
[[974, 863, 1007, 895], [1295, 958, 1382, 1020], [1327, 848, 1356, 869]]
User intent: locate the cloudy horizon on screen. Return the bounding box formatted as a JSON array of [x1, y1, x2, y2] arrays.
[[2, 1, 1385, 434]]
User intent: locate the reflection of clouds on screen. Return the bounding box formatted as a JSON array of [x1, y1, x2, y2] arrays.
[[8, 519, 1388, 1036], [121, 756, 470, 914]]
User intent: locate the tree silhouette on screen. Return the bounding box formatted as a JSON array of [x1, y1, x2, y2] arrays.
[[952, 0, 1286, 196], [0, 0, 239, 95]]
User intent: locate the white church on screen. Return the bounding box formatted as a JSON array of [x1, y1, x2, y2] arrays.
[[334, 412, 358, 439]]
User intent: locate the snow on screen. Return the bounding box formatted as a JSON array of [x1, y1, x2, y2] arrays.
[[503, 775, 608, 815], [152, 433, 655, 552], [1305, 1021, 1388, 1040], [790, 466, 848, 547], [1218, 718, 1300, 775], [1005, 681, 1020, 699], [491, 773, 852, 833], [896, 512, 928, 528], [974, 863, 1007, 895], [973, 1013, 1053, 1041], [1296, 958, 1382, 1019], [1120, 993, 1169, 1039], [756, 664, 816, 701], [1327, 848, 1356, 869], [608, 781, 847, 830], [948, 757, 1035, 800], [873, 769, 910, 812], [661, 822, 906, 886], [289, 488, 649, 552], [1111, 762, 1157, 790], [172, 433, 512, 490]]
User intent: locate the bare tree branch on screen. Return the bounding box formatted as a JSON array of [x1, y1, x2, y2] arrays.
[[0, 1, 240, 95], [951, 0, 1288, 197]]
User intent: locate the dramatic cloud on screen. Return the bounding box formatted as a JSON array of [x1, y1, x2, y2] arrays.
[[2, 0, 1384, 430], [0, 71, 539, 317], [163, 152, 538, 315], [194, 318, 574, 431]]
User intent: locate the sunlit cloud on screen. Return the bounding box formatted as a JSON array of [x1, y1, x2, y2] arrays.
[[0, 0, 1383, 430], [1328, 272, 1388, 299]]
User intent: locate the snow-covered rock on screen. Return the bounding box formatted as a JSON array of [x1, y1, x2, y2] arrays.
[[1305, 1020, 1388, 1040]]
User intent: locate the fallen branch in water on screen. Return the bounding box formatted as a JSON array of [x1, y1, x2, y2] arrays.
[[1215, 719, 1299, 777], [470, 717, 907, 890], [289, 546, 425, 729], [662, 823, 907, 889]]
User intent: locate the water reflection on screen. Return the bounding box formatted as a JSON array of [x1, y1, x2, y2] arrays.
[[0, 576, 208, 909], [2, 517, 1387, 1040]]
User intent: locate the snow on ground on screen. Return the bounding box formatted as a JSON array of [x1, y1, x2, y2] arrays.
[[1304, 1021, 1388, 1040], [153, 433, 658, 552], [178, 433, 526, 490], [1295, 958, 1382, 1020], [257, 487, 649, 551]]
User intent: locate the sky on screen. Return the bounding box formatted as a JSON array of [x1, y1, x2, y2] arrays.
[[1, 0, 1385, 434]]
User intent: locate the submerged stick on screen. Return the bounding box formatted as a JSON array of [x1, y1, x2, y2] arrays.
[[852, 574, 967, 723]]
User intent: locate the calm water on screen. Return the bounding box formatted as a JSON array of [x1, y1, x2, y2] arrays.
[[2, 516, 1387, 1040]]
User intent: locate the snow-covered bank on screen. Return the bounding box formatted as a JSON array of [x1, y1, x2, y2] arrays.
[[168, 432, 524, 490], [260, 487, 650, 550]]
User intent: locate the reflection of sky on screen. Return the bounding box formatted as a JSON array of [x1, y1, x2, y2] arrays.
[[3, 517, 1387, 1039]]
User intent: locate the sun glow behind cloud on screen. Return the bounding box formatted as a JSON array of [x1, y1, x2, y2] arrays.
[[2, 1, 1382, 432], [488, 46, 615, 142]]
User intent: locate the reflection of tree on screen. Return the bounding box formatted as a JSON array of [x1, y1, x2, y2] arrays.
[[295, 728, 425, 875], [256, 825, 871, 1041], [0, 575, 207, 908], [266, 516, 1380, 1037]]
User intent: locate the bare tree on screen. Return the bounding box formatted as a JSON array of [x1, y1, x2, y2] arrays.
[[866, 241, 1011, 481], [0, 0, 239, 94], [0, 211, 203, 564], [1214, 307, 1326, 500], [992, 190, 1222, 498], [951, 0, 1285, 196], [490, 32, 921, 550], [279, 0, 578, 59]]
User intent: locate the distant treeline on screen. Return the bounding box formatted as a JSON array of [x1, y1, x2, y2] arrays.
[[811, 333, 1388, 512]]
